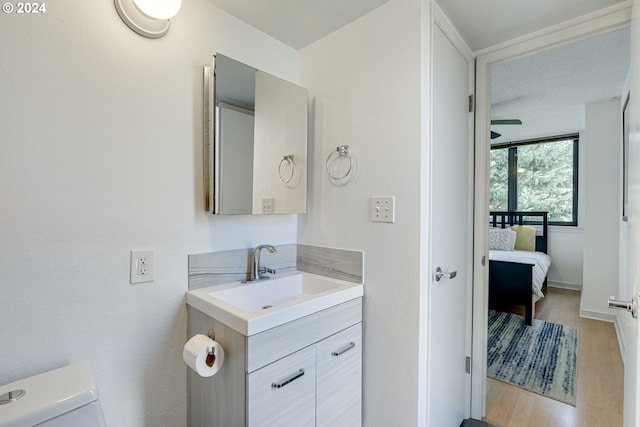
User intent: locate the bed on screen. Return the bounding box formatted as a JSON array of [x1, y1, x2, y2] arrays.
[[488, 211, 551, 326]]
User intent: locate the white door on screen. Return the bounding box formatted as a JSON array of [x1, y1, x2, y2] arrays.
[[623, 1, 640, 425], [427, 23, 473, 426]]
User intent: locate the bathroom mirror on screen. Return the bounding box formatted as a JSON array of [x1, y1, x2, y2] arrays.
[[204, 53, 308, 215]]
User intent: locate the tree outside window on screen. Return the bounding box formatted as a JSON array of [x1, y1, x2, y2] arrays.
[[489, 136, 578, 225]]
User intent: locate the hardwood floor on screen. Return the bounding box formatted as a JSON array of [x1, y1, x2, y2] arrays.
[[484, 287, 624, 427]]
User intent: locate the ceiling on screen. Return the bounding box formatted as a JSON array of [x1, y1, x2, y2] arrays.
[[490, 27, 630, 143], [205, 0, 390, 49], [206, 0, 627, 51], [437, 0, 627, 52], [206, 0, 631, 143]]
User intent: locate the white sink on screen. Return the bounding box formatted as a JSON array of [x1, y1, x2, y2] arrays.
[[186, 272, 363, 336]]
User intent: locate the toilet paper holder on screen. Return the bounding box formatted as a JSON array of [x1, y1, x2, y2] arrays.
[[207, 329, 216, 356], [184, 331, 225, 376]]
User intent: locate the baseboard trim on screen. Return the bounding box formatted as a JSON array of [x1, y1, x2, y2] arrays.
[[614, 314, 626, 367], [580, 309, 617, 323], [547, 281, 582, 291]]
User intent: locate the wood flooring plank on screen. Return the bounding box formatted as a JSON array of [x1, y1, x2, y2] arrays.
[[484, 287, 624, 427]]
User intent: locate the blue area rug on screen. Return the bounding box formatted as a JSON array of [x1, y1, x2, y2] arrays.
[[487, 310, 578, 406]]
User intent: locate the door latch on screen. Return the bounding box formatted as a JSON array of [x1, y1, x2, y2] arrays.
[[608, 296, 637, 319], [434, 267, 457, 282]]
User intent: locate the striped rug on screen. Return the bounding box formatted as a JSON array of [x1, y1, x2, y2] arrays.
[[487, 310, 579, 406]]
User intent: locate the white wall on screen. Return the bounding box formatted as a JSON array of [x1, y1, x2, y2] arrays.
[[546, 130, 585, 290], [581, 98, 622, 321], [547, 227, 584, 289], [298, 0, 425, 425], [0, 2, 299, 426]]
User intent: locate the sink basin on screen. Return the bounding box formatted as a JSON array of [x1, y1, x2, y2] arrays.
[[186, 272, 363, 335], [211, 274, 341, 311]]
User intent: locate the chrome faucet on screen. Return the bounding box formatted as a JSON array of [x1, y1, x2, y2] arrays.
[[250, 244, 277, 281]]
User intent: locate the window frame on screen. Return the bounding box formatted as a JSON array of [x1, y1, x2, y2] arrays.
[[490, 134, 579, 226]]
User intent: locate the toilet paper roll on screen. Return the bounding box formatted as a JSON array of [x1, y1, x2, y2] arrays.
[[183, 334, 225, 377]]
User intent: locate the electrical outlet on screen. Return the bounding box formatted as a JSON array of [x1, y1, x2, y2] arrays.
[[130, 250, 154, 284], [370, 196, 395, 223]]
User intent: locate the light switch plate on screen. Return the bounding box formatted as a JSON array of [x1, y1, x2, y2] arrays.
[[130, 250, 154, 284], [262, 198, 274, 214], [370, 196, 395, 223]]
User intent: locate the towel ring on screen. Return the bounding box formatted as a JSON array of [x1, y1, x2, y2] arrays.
[[278, 155, 295, 185], [326, 145, 353, 185]]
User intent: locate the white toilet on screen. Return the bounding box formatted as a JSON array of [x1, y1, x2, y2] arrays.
[[0, 363, 106, 427]]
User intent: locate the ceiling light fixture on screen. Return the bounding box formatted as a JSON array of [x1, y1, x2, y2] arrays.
[[114, 0, 181, 39]]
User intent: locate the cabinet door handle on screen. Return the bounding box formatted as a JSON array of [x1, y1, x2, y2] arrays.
[[332, 342, 356, 357], [271, 369, 305, 389]]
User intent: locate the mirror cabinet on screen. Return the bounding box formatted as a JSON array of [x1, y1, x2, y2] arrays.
[[204, 54, 308, 215]]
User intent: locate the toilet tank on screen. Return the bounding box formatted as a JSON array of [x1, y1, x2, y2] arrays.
[[0, 363, 106, 427]]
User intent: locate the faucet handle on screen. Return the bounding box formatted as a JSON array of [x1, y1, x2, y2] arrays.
[[259, 266, 276, 275], [257, 266, 276, 279]]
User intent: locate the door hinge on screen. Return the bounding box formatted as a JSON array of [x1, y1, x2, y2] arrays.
[[468, 95, 474, 112], [465, 356, 471, 374]]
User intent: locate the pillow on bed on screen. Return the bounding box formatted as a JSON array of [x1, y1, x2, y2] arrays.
[[488, 228, 517, 251], [510, 225, 536, 251]]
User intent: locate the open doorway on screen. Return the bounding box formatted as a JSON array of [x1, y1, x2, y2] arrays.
[[470, 10, 632, 424]]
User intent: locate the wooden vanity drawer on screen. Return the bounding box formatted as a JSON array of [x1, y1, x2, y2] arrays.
[[246, 345, 316, 427], [246, 298, 362, 372]]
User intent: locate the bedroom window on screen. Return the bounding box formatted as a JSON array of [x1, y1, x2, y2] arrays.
[[489, 135, 578, 226]]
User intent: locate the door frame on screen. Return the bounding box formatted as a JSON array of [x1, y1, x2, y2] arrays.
[[470, 2, 632, 418]]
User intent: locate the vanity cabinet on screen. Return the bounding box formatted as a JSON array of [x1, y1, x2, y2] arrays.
[[187, 298, 362, 427]]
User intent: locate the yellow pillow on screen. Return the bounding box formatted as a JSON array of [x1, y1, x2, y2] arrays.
[[510, 225, 536, 251]]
